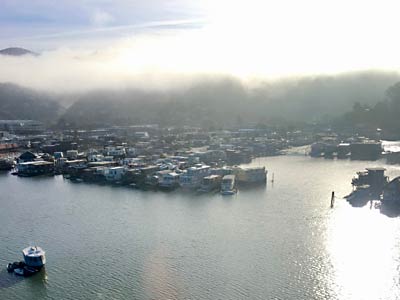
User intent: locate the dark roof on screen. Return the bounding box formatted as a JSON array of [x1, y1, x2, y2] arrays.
[[19, 151, 37, 160]]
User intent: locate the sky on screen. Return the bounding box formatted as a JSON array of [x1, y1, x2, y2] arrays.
[[1, 0, 400, 92]]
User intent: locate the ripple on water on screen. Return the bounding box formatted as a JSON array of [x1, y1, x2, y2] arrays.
[[1, 157, 400, 299]]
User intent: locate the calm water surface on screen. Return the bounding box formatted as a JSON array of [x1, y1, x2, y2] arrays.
[[1, 155, 400, 300]]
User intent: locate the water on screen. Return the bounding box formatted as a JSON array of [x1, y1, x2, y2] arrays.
[[1, 155, 400, 300]]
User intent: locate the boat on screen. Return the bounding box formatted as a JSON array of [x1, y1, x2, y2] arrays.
[[13, 266, 39, 277], [234, 167, 267, 187], [198, 175, 222, 193], [179, 164, 211, 190], [345, 168, 389, 207], [7, 261, 25, 273], [14, 268, 25, 276], [350, 168, 388, 197], [7, 246, 46, 277], [158, 170, 181, 191], [22, 246, 46, 269], [220, 175, 237, 195]]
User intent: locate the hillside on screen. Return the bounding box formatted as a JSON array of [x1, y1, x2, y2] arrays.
[[0, 83, 63, 123], [59, 72, 400, 128]]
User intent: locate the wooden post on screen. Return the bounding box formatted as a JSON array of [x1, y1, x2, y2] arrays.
[[330, 191, 335, 208]]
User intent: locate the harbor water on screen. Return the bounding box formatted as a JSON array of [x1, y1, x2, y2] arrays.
[[1, 155, 400, 299]]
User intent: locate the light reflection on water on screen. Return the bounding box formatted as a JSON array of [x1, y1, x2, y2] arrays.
[[326, 204, 400, 300], [1, 156, 400, 299]]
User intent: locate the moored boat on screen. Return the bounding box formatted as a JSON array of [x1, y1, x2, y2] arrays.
[[198, 175, 222, 193], [221, 175, 237, 195], [234, 166, 267, 187], [22, 246, 46, 269], [7, 246, 46, 277]]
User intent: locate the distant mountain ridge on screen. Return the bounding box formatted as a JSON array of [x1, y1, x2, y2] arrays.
[[0, 47, 38, 56], [0, 71, 399, 128]]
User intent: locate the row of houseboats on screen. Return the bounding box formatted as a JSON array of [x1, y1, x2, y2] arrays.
[[2, 152, 268, 195], [75, 164, 267, 195]]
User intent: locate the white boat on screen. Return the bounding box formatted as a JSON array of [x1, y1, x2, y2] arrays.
[[22, 246, 46, 269]]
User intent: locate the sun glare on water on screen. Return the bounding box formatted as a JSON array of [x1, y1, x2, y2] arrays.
[[326, 205, 400, 299]]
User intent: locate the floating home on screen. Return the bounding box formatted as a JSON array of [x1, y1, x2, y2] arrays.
[[198, 175, 222, 193], [350, 141, 382, 161], [158, 170, 181, 190], [17, 161, 54, 176], [234, 167, 267, 186], [180, 164, 211, 189], [351, 168, 388, 193], [221, 174, 237, 195], [346, 167, 389, 205]]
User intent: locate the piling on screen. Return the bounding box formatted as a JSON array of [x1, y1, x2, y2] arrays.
[[330, 191, 335, 208]]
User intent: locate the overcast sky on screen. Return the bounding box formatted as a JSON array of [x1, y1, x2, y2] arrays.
[[1, 0, 400, 91], [0, 0, 206, 49]]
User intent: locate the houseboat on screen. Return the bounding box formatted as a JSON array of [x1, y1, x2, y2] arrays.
[[17, 161, 54, 176], [351, 168, 388, 194], [221, 174, 237, 195], [198, 175, 222, 193], [7, 246, 46, 277], [350, 141, 382, 160], [234, 167, 267, 187], [158, 170, 181, 190], [22, 246, 46, 269], [179, 164, 211, 190], [346, 167, 388, 205], [105, 166, 126, 182]]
